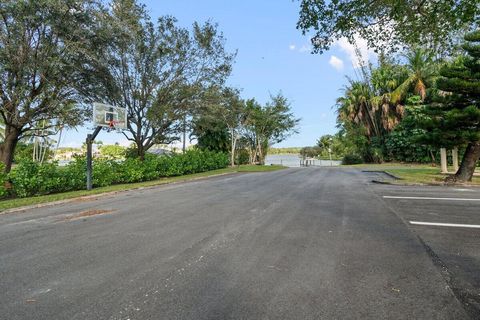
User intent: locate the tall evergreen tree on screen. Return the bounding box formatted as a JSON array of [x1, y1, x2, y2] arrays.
[[420, 30, 480, 182]]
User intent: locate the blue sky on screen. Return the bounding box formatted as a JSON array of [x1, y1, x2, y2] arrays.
[[60, 0, 374, 148]]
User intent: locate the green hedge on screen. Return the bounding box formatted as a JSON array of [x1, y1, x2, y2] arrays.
[[342, 154, 363, 165], [5, 150, 228, 198]]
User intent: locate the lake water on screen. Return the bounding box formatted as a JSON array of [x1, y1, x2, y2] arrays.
[[265, 154, 341, 167]]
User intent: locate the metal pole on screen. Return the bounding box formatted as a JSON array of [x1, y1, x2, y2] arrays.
[[86, 126, 102, 191], [86, 134, 93, 190], [182, 115, 186, 153]]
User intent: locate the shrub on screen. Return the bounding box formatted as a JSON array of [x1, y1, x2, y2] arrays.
[[8, 161, 62, 197], [0, 163, 8, 198], [62, 157, 87, 191], [342, 154, 363, 165], [7, 150, 229, 198]]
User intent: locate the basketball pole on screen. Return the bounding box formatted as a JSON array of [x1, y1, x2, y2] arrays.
[[86, 126, 103, 191]]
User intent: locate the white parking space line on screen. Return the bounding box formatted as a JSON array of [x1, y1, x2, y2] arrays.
[[383, 196, 480, 201], [409, 221, 480, 229]]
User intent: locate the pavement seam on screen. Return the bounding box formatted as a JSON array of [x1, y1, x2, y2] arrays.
[[415, 236, 478, 320]]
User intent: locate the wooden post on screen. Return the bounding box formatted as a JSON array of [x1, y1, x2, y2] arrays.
[[440, 148, 448, 174], [452, 147, 459, 172]]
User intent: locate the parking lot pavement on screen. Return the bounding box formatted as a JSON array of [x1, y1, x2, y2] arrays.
[[372, 184, 480, 318], [1, 168, 473, 319]]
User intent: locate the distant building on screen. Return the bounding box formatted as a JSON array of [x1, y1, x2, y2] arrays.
[[148, 148, 171, 156]]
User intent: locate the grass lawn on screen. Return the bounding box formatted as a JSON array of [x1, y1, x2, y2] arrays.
[[345, 163, 480, 186], [0, 164, 285, 212]]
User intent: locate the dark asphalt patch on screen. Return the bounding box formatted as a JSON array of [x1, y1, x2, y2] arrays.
[[63, 209, 115, 221]]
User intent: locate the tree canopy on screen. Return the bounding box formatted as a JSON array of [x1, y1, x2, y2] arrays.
[[418, 30, 480, 181], [0, 0, 112, 171], [297, 0, 479, 54], [98, 0, 235, 160]]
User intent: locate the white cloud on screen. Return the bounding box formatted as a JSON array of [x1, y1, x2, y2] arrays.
[[334, 35, 376, 68], [328, 55, 344, 71], [289, 44, 313, 53]]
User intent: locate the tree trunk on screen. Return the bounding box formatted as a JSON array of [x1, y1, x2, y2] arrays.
[[446, 142, 480, 183], [136, 143, 145, 161], [0, 126, 20, 173], [257, 143, 264, 165], [429, 150, 436, 166]]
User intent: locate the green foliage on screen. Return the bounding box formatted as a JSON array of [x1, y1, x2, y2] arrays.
[[244, 94, 300, 164], [383, 104, 438, 163], [334, 48, 445, 163], [5, 150, 228, 198], [300, 146, 322, 158], [13, 143, 51, 163], [418, 36, 480, 148], [192, 114, 230, 153], [0, 163, 8, 197], [268, 147, 302, 155], [415, 29, 480, 180], [342, 154, 363, 165], [0, 0, 108, 172], [297, 0, 478, 54], [98, 144, 126, 160], [383, 131, 436, 163], [236, 149, 250, 165], [8, 161, 63, 197], [99, 1, 235, 160]]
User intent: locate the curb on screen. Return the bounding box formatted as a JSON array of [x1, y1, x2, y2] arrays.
[[362, 170, 401, 180], [371, 180, 395, 185], [0, 172, 238, 215]]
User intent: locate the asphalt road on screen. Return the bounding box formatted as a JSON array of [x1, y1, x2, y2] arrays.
[[1, 168, 478, 319]]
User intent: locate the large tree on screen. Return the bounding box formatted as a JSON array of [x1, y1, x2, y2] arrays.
[[245, 94, 300, 165], [100, 0, 234, 160], [191, 115, 230, 153], [0, 0, 107, 172], [297, 0, 479, 54], [336, 51, 438, 162], [202, 86, 246, 166], [419, 30, 480, 182]]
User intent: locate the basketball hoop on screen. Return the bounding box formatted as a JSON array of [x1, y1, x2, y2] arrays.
[[93, 103, 127, 131], [106, 120, 119, 132], [87, 103, 128, 191]]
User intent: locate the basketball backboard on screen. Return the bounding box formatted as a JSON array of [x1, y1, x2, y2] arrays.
[[93, 103, 127, 130]]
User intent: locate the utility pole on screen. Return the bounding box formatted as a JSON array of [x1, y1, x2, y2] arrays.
[[86, 126, 102, 190], [182, 114, 187, 153]]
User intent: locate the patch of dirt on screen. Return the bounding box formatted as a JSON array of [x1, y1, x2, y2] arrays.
[[64, 209, 114, 221], [71, 197, 100, 203]]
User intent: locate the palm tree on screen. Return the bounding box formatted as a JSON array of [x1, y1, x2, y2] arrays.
[[335, 48, 440, 163], [337, 80, 380, 139], [368, 49, 437, 133], [391, 48, 437, 103]]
